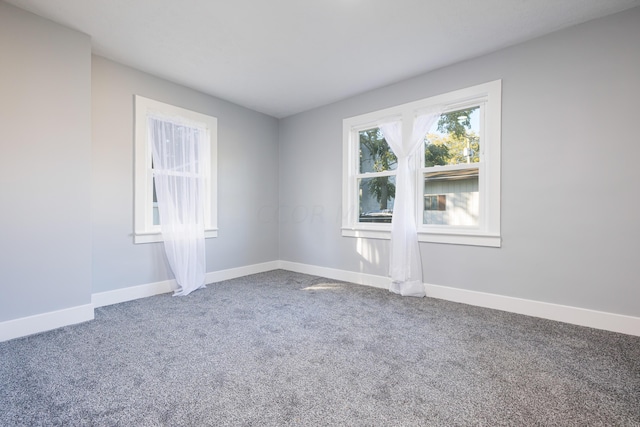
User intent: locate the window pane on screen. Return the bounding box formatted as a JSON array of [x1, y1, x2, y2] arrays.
[[152, 178, 160, 226], [359, 176, 395, 223], [424, 106, 480, 166], [359, 128, 397, 173], [156, 124, 204, 174], [423, 168, 478, 226]]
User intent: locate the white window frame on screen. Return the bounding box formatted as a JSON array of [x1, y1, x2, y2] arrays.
[[134, 95, 218, 244], [342, 80, 501, 247]]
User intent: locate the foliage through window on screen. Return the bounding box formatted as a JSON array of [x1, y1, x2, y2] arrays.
[[358, 128, 396, 223]]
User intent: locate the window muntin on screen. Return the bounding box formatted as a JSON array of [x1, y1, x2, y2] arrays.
[[342, 80, 501, 247], [134, 95, 218, 244]]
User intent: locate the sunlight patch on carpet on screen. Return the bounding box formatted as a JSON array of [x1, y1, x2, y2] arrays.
[[301, 283, 344, 291]]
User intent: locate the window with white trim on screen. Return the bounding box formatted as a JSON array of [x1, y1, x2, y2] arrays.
[[342, 80, 501, 247], [134, 95, 218, 244]]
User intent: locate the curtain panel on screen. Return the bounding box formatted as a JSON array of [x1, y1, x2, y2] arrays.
[[379, 112, 441, 297], [148, 115, 207, 296]]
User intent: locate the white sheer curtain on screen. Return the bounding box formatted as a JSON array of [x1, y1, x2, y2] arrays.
[[379, 111, 441, 297], [148, 114, 207, 296]]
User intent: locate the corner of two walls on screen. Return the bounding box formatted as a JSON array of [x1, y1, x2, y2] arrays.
[[0, 1, 281, 341], [90, 56, 281, 296]]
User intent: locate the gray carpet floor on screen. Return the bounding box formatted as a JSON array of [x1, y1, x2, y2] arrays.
[[1, 270, 639, 426]]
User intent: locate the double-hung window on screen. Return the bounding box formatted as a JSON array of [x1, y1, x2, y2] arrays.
[[134, 95, 218, 244], [342, 80, 501, 247]]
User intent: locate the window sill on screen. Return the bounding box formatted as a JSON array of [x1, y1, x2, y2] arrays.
[[341, 227, 500, 247], [134, 229, 219, 244], [418, 230, 501, 247]]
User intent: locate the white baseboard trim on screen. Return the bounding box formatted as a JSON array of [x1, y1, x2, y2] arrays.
[[277, 261, 640, 336], [4, 261, 281, 342], [206, 261, 281, 284], [425, 283, 640, 337], [278, 260, 391, 289], [93, 260, 281, 308], [4, 261, 638, 342], [0, 304, 94, 343], [92, 279, 175, 308]]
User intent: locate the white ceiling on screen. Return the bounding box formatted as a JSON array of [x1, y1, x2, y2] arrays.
[[6, 0, 640, 118]]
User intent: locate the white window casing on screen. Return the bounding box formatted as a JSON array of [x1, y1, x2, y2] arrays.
[[134, 95, 218, 244], [342, 80, 501, 247]]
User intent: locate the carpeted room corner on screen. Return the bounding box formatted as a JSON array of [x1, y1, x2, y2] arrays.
[[1, 270, 639, 426]]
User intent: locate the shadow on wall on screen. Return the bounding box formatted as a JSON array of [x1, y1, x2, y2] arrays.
[[257, 203, 387, 273], [357, 237, 383, 273]]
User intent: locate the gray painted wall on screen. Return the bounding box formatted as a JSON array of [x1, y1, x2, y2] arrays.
[[91, 56, 280, 293], [0, 2, 92, 321], [278, 7, 640, 317]]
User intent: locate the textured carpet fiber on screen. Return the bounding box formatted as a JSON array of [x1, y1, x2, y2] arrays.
[[1, 270, 639, 426]]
